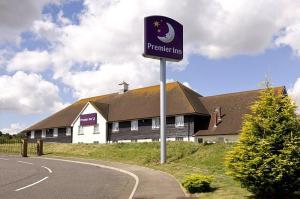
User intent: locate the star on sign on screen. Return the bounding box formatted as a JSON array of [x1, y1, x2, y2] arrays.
[[153, 21, 160, 27]]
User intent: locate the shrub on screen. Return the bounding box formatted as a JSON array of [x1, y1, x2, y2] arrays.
[[182, 174, 214, 193], [225, 87, 300, 197]]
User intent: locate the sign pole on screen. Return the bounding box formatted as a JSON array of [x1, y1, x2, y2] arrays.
[[143, 15, 183, 164], [160, 58, 166, 164]]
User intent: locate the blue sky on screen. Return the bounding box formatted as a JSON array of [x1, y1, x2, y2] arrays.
[[1, 0, 300, 134]]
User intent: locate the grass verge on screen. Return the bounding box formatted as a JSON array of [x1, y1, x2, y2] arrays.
[[44, 142, 251, 199]]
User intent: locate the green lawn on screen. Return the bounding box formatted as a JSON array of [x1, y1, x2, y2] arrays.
[[44, 142, 252, 198]]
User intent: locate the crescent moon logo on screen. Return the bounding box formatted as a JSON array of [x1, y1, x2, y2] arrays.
[[157, 22, 175, 43]]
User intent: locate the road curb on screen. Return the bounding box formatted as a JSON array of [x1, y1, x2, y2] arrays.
[[31, 156, 139, 199]]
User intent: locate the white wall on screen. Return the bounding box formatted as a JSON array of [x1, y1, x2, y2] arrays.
[[72, 103, 107, 144], [114, 137, 191, 143], [195, 134, 239, 143]]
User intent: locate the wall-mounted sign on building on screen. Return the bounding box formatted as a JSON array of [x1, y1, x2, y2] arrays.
[[80, 113, 97, 126], [143, 15, 183, 61]]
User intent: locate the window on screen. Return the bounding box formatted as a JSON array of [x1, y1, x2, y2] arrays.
[[175, 115, 184, 128], [131, 120, 138, 131], [152, 117, 160, 129], [66, 127, 71, 136], [152, 138, 159, 142], [94, 124, 100, 134], [175, 137, 184, 141], [197, 138, 203, 144], [93, 141, 99, 144], [78, 126, 84, 135], [30, 131, 35, 139], [41, 130, 46, 138], [112, 122, 119, 132], [131, 139, 137, 143], [53, 128, 58, 137]]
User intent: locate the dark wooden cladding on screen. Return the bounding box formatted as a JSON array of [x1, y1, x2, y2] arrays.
[[109, 115, 202, 141], [27, 128, 72, 143]]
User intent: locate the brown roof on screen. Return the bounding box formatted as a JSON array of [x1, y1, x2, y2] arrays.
[[24, 82, 209, 131], [194, 86, 286, 136]]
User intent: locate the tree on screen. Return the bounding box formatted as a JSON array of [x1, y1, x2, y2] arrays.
[[225, 87, 300, 197]]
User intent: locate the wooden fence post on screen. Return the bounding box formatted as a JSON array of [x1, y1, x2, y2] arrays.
[[21, 139, 28, 157], [37, 139, 43, 156]]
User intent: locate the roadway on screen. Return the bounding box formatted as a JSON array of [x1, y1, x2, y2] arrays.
[[0, 156, 135, 199]]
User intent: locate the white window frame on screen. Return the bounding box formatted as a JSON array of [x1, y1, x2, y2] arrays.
[[112, 122, 119, 132], [53, 128, 58, 137], [78, 126, 84, 135], [175, 115, 184, 128], [41, 129, 46, 138], [175, 137, 184, 141], [94, 124, 100, 134], [66, 127, 71, 136], [30, 131, 35, 139], [152, 117, 160, 129], [131, 120, 138, 131]]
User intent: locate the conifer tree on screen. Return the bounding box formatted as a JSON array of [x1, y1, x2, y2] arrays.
[[225, 87, 300, 197]]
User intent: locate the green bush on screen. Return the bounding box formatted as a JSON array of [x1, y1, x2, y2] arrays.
[[182, 174, 214, 193], [225, 87, 300, 197]]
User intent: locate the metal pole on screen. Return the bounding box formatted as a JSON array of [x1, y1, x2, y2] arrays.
[[160, 58, 167, 164]]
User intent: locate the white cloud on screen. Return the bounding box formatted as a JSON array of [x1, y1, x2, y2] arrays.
[[32, 19, 62, 44], [0, 71, 67, 114], [288, 78, 300, 113], [62, 59, 159, 98], [0, 0, 58, 44], [182, 82, 191, 89], [0, 123, 25, 135], [4, 0, 300, 107], [24, 0, 300, 100], [7, 50, 51, 72]]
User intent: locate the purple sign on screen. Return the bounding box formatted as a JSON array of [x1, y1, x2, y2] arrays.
[[143, 15, 183, 61], [80, 113, 97, 126]]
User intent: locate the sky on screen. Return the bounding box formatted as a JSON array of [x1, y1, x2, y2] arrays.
[[1, 0, 300, 134]]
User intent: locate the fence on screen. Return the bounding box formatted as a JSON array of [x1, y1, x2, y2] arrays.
[[0, 139, 21, 154], [0, 139, 43, 157]]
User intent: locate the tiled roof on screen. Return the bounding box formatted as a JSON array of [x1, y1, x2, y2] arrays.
[[194, 86, 286, 136], [24, 82, 209, 131]]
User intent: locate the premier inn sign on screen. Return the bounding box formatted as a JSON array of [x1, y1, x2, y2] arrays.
[[143, 16, 183, 61], [80, 113, 97, 126]]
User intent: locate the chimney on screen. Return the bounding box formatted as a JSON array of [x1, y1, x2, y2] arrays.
[[214, 107, 222, 127], [118, 81, 129, 94]]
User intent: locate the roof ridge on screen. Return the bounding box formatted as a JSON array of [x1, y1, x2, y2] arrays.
[[77, 82, 179, 102], [177, 82, 198, 113], [200, 86, 285, 98], [177, 81, 203, 97]]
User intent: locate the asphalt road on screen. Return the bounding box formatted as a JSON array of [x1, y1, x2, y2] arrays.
[[0, 156, 135, 199]]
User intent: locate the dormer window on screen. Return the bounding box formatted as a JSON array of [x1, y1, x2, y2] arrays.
[[214, 107, 222, 127]]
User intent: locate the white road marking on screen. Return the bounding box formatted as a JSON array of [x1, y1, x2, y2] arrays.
[[17, 161, 33, 165], [41, 166, 52, 173], [0, 158, 9, 160], [34, 157, 139, 199], [15, 176, 48, 192]]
